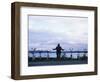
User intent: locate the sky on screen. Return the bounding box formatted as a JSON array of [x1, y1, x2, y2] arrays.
[[28, 15, 88, 51]]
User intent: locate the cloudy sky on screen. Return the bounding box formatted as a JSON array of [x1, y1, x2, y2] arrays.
[[28, 15, 88, 51]]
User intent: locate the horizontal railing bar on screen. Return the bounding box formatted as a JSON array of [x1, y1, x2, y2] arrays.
[[29, 51, 88, 53]]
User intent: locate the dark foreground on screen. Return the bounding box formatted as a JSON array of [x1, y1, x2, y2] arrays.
[[28, 58, 88, 66]]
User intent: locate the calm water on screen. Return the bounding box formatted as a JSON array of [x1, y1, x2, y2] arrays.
[[28, 52, 88, 59]]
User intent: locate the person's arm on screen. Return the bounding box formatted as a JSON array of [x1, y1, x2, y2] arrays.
[[61, 47, 64, 50], [53, 47, 57, 50], [53, 48, 56, 50]]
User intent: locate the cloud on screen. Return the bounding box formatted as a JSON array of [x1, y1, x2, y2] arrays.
[[28, 15, 88, 50]]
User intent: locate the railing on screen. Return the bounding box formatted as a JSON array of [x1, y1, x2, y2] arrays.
[[28, 50, 88, 60]]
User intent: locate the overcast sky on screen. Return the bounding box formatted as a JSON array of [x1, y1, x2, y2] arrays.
[[28, 15, 88, 51]]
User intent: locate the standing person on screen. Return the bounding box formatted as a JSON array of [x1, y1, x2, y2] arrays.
[[53, 44, 64, 60]]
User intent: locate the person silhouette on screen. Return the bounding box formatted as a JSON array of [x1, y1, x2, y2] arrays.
[[53, 44, 64, 60]]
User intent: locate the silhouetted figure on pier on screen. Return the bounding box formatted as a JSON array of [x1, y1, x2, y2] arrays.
[[53, 44, 64, 60]]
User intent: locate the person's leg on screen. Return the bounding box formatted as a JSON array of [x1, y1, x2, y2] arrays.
[[56, 52, 58, 59], [58, 53, 60, 60]]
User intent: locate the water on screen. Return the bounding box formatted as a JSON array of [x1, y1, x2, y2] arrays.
[[28, 52, 88, 59]]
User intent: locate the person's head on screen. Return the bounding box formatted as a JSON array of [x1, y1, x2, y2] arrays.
[[57, 43, 60, 47]]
